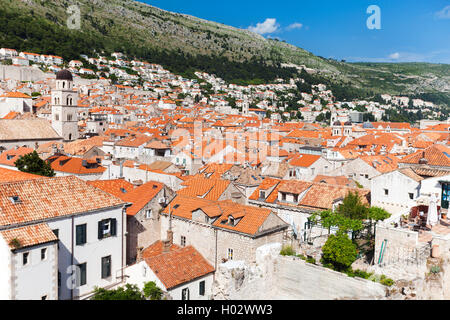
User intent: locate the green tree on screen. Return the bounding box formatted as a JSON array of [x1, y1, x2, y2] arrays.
[[336, 191, 369, 220], [367, 206, 391, 237], [91, 284, 144, 300], [143, 281, 163, 300], [14, 151, 55, 177], [321, 232, 357, 271]]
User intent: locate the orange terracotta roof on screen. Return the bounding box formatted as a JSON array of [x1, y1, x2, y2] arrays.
[[0, 176, 125, 227], [2, 111, 20, 120], [163, 195, 284, 236], [144, 245, 214, 290], [400, 144, 450, 167], [122, 181, 164, 216], [87, 179, 135, 201], [0, 147, 34, 167], [289, 154, 321, 167], [313, 175, 352, 187], [141, 240, 181, 259], [0, 223, 58, 250], [0, 92, 31, 99], [178, 177, 231, 201], [47, 155, 106, 174], [0, 167, 43, 182]]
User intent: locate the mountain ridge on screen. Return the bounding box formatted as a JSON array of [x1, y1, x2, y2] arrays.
[[2, 0, 449, 106]]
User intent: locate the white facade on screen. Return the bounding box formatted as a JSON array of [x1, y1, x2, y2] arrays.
[[0, 95, 33, 118], [0, 239, 58, 300], [371, 170, 421, 215], [46, 206, 127, 300], [124, 261, 214, 300]]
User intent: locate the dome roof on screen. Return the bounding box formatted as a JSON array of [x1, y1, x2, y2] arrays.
[[333, 121, 342, 126], [56, 69, 73, 81], [344, 121, 352, 126]]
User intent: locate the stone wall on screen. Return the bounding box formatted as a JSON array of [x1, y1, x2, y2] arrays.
[[0, 65, 50, 82], [212, 243, 387, 300]]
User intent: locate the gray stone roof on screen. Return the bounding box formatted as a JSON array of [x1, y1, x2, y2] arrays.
[[0, 119, 61, 141]]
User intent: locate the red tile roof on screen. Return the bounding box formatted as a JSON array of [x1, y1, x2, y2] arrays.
[[144, 245, 214, 290], [400, 144, 450, 168], [47, 155, 106, 174], [122, 181, 164, 216], [0, 223, 58, 250], [0, 167, 43, 182], [0, 147, 34, 167], [87, 179, 135, 201], [0, 176, 126, 227]]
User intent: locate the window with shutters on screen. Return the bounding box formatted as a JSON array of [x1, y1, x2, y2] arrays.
[[76, 224, 87, 245], [199, 281, 205, 296], [77, 263, 87, 287], [182, 288, 190, 300], [181, 236, 186, 247], [227, 248, 233, 260], [101, 256, 111, 279], [23, 252, 30, 266], [41, 248, 47, 261], [98, 219, 117, 240]]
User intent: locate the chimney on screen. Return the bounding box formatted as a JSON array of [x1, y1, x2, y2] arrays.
[[119, 158, 124, 178], [162, 230, 173, 254]]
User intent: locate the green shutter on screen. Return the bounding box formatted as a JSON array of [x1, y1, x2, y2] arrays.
[[98, 221, 103, 240], [111, 219, 117, 236]]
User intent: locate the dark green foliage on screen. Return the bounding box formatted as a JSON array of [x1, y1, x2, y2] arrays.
[[14, 151, 55, 177], [0, 6, 298, 85], [379, 275, 394, 286], [321, 233, 357, 271], [335, 191, 369, 220], [368, 207, 391, 222], [280, 245, 295, 256], [306, 257, 316, 264], [143, 281, 162, 300], [91, 284, 144, 300]]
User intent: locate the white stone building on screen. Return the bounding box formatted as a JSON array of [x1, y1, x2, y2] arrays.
[[0, 176, 128, 300]]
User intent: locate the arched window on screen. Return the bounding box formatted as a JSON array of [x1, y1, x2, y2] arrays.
[[62, 81, 65, 89]]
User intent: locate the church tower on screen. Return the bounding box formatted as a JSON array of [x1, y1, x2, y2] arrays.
[[52, 70, 79, 141]]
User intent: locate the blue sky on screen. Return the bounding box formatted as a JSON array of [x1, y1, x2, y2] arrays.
[[142, 0, 450, 64]]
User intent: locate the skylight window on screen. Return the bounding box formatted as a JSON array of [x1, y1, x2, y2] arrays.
[[120, 188, 127, 193], [10, 196, 21, 204]]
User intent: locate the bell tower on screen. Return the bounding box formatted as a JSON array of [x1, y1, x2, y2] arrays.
[[52, 70, 79, 141]]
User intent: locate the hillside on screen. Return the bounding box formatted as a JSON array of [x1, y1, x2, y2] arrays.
[[1, 0, 449, 105]]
